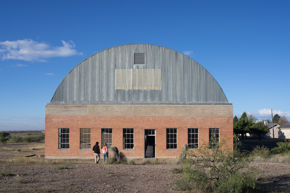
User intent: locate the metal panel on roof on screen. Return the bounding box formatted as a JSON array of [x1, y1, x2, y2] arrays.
[[50, 44, 229, 105]]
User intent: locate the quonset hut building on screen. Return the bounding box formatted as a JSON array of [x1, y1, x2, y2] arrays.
[[45, 44, 233, 159]]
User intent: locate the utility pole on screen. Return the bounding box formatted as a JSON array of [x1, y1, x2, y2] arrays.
[[271, 108, 273, 123], [271, 108, 274, 138]]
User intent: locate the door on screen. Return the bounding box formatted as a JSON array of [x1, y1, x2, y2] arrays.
[[145, 129, 155, 158]]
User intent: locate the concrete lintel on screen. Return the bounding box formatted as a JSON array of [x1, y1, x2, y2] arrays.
[[46, 104, 233, 117]]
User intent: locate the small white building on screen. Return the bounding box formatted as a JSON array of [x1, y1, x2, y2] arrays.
[[266, 123, 290, 139], [267, 123, 280, 138], [280, 123, 290, 139]]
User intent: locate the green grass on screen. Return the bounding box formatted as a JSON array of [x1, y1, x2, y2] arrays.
[[171, 167, 183, 174], [56, 165, 71, 170], [272, 142, 290, 155]]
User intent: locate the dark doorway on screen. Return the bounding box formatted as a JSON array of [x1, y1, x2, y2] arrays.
[[145, 129, 155, 158]]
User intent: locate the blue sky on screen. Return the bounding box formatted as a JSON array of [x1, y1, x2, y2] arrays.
[[0, 0, 289, 130]]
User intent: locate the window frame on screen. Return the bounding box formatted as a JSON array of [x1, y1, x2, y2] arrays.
[[209, 128, 219, 148], [166, 128, 177, 149], [101, 128, 112, 148], [123, 128, 134, 149], [188, 128, 198, 149], [58, 128, 69, 149], [80, 128, 91, 149]]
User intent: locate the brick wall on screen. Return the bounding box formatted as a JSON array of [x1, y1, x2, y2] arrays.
[[45, 105, 233, 159]]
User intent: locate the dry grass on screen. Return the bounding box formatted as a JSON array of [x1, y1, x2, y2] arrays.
[[1, 140, 290, 193], [0, 143, 92, 166]]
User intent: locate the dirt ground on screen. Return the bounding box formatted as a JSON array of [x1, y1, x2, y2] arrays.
[[0, 143, 289, 193]]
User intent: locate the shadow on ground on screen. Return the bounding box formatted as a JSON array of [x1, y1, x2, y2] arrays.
[[258, 174, 290, 193]]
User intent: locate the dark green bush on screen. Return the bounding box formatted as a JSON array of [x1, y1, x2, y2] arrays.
[[216, 173, 256, 193], [272, 141, 290, 154], [175, 145, 257, 193], [0, 132, 10, 143]]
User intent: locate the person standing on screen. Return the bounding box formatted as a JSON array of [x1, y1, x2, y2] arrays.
[[92, 142, 100, 164], [102, 143, 108, 162]]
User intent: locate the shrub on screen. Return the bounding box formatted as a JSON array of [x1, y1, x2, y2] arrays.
[[251, 146, 271, 158], [0, 132, 10, 143], [128, 159, 136, 165], [272, 141, 290, 155], [22, 135, 44, 143], [216, 173, 256, 193], [0, 171, 15, 177], [8, 135, 44, 143], [107, 157, 118, 164], [56, 165, 70, 170], [171, 167, 183, 174], [107, 146, 127, 164], [178, 145, 188, 162], [174, 145, 257, 193], [9, 136, 24, 143]]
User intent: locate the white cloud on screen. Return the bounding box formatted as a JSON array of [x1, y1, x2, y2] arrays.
[[45, 72, 55, 76], [183, 50, 193, 56], [16, 63, 28, 67], [258, 108, 290, 117], [0, 39, 79, 61]]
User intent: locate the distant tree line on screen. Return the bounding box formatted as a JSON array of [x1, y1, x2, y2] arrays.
[[0, 131, 44, 144]]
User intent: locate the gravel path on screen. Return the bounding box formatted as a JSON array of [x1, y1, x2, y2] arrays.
[[0, 163, 180, 193]]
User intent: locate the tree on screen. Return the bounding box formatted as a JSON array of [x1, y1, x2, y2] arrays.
[[272, 114, 280, 123], [233, 116, 239, 137], [248, 114, 256, 122], [235, 112, 253, 139], [278, 116, 288, 125], [233, 116, 238, 124], [0, 132, 10, 143], [250, 122, 269, 140]]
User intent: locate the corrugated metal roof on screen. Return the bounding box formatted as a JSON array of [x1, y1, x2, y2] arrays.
[[50, 44, 229, 105]]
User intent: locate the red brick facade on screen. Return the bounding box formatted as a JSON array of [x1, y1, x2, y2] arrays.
[[45, 105, 233, 158]]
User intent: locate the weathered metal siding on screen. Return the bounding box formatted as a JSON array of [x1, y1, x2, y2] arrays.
[[50, 44, 228, 105]]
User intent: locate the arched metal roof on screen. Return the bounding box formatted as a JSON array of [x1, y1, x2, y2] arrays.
[[50, 44, 229, 105]]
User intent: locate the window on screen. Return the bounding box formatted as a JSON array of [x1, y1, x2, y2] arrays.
[[134, 53, 145, 64], [188, 128, 198, 148], [58, 128, 69, 149], [101, 128, 112, 148], [145, 129, 155, 136], [209, 128, 219, 148], [80, 128, 91, 149], [166, 128, 177, 149], [123, 128, 134, 149]]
